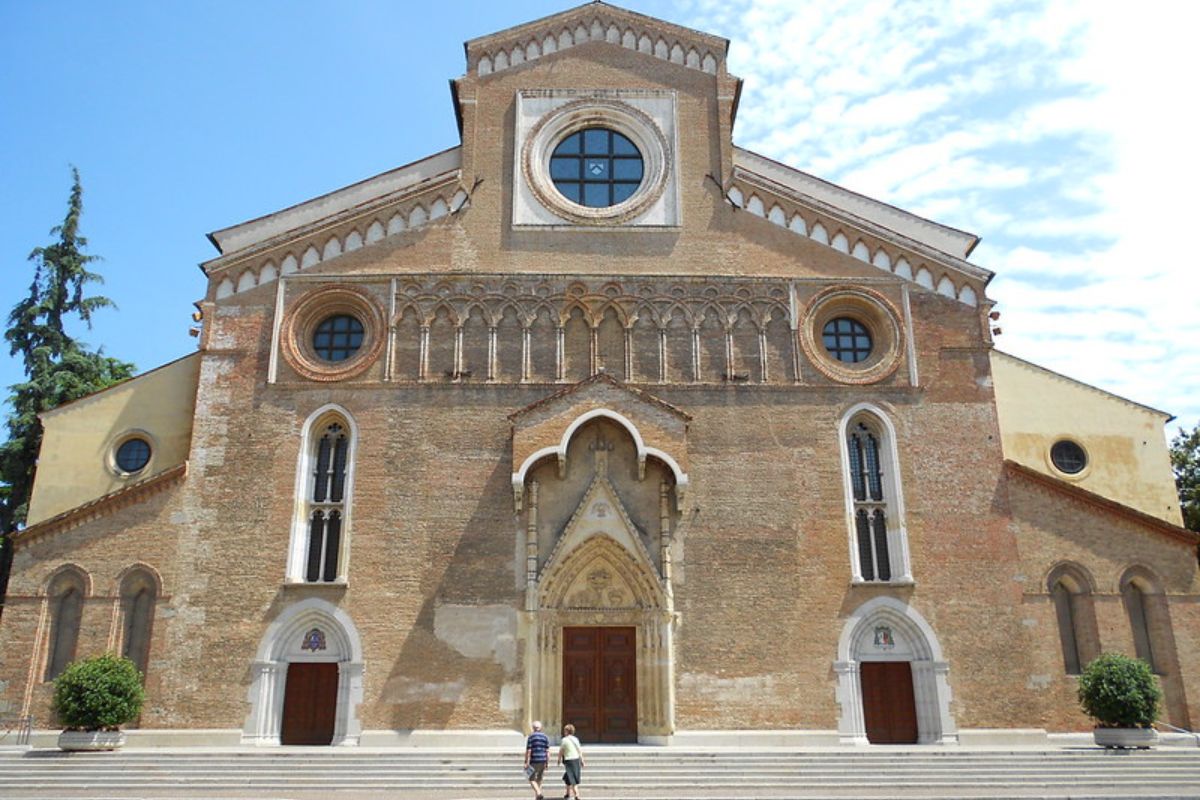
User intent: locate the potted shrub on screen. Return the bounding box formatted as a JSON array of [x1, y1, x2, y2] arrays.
[[1077, 652, 1162, 749], [52, 653, 145, 751]]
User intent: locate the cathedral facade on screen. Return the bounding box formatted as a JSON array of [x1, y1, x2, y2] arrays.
[[1, 3, 1195, 747]]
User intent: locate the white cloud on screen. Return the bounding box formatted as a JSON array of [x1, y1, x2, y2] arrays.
[[676, 0, 1200, 433]]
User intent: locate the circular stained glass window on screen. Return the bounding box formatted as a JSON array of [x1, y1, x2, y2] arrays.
[[550, 127, 644, 208], [1051, 439, 1087, 474], [312, 314, 364, 362], [822, 317, 873, 363], [115, 438, 151, 473]]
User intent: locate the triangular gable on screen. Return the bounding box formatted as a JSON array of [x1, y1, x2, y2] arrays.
[[539, 472, 664, 610]]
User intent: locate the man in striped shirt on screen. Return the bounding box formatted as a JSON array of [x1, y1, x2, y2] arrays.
[[524, 720, 550, 800]]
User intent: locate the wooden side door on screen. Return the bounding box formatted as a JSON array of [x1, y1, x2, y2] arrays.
[[280, 662, 338, 745], [562, 626, 638, 743], [860, 661, 918, 744]]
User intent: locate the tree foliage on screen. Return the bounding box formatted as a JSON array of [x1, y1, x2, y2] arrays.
[[1077, 652, 1161, 728], [0, 168, 135, 611], [52, 653, 145, 731], [1170, 423, 1200, 532]]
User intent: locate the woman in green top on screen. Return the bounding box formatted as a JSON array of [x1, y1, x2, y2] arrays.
[[557, 723, 585, 799]]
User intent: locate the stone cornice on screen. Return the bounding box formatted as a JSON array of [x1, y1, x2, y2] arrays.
[[13, 462, 188, 546], [730, 163, 991, 308], [465, 1, 728, 79], [1004, 460, 1197, 546]]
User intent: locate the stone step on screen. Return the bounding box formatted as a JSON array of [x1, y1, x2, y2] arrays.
[[1, 748, 1197, 800]]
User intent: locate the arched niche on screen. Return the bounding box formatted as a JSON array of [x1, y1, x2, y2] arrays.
[[834, 597, 957, 745], [243, 598, 364, 746]]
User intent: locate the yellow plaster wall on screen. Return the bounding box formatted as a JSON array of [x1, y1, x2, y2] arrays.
[[990, 349, 1182, 525], [26, 353, 200, 524]]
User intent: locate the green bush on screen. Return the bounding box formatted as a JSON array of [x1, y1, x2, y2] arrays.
[[52, 654, 145, 731], [1077, 652, 1161, 728]]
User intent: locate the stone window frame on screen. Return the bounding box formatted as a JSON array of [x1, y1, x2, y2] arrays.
[[1119, 566, 1170, 675], [117, 565, 160, 681], [838, 404, 913, 585], [1048, 438, 1090, 480], [521, 98, 671, 226], [1046, 562, 1101, 676], [43, 566, 89, 682], [280, 286, 386, 382], [286, 404, 358, 584], [800, 286, 903, 385], [106, 429, 158, 479]]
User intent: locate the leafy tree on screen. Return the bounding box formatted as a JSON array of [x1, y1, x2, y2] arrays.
[[1171, 422, 1200, 532], [0, 168, 135, 614]]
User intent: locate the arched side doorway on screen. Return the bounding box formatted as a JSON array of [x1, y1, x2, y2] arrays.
[[835, 597, 957, 745], [243, 598, 364, 746]]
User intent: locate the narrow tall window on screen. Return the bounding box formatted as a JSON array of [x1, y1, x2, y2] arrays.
[[1049, 567, 1099, 675], [1052, 580, 1082, 674], [45, 571, 85, 681], [305, 421, 349, 582], [119, 570, 157, 679], [847, 420, 892, 581], [1121, 579, 1159, 673]]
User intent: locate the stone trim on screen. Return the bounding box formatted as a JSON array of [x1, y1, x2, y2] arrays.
[[521, 97, 671, 226], [1005, 460, 1198, 546], [12, 462, 188, 546], [279, 285, 387, 382], [799, 286, 904, 385]]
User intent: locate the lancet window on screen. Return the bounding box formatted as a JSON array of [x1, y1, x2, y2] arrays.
[[840, 407, 911, 583], [289, 407, 356, 583], [1048, 564, 1099, 675], [119, 568, 158, 679], [45, 568, 86, 681]]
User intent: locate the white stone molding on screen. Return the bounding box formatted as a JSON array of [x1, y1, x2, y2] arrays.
[[286, 405, 359, 584], [209, 186, 470, 301], [512, 407, 688, 498], [728, 178, 986, 307], [471, 13, 723, 79], [835, 596, 957, 745], [514, 89, 679, 228], [243, 597, 364, 746], [837, 403, 913, 584], [526, 483, 676, 740]]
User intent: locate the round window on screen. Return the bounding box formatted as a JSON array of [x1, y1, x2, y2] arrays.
[[115, 438, 151, 473], [550, 127, 644, 208], [822, 317, 873, 363], [1050, 440, 1087, 474], [312, 315, 364, 362]]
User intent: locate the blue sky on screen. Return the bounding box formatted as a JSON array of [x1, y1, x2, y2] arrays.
[[2, 1, 1197, 436]]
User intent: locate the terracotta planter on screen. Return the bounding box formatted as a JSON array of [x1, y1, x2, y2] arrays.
[[57, 730, 126, 751], [1092, 726, 1157, 749]]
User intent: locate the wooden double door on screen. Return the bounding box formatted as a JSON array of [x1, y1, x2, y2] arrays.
[[562, 626, 638, 743], [860, 661, 918, 744], [280, 662, 338, 745]]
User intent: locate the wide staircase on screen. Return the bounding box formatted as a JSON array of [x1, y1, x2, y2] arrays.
[[2, 745, 1200, 799]]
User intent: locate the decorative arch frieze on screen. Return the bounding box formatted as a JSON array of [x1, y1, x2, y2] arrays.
[[727, 181, 984, 308], [210, 186, 470, 301]]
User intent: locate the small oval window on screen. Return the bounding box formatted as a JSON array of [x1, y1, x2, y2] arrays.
[[312, 314, 364, 362], [822, 317, 873, 363], [115, 438, 152, 473], [1050, 439, 1087, 474]]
